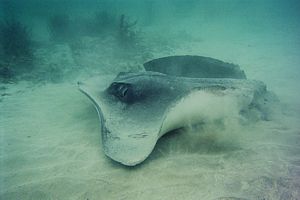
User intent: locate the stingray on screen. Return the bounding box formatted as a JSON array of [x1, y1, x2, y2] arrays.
[[78, 55, 272, 166]]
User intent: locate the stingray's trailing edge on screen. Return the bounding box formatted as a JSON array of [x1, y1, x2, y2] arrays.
[[143, 55, 247, 79], [78, 55, 275, 166]]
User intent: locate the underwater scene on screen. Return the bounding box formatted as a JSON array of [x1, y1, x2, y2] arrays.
[[0, 0, 300, 199]]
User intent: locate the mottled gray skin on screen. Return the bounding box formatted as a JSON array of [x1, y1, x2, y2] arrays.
[[78, 55, 276, 166], [79, 71, 269, 166]]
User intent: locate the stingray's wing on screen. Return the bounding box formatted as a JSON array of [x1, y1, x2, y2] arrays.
[[143, 55, 246, 79], [78, 73, 174, 166]]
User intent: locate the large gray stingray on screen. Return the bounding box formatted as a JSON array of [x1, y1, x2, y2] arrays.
[[78, 55, 272, 166]]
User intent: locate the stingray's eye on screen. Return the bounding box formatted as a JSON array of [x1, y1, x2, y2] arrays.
[[118, 84, 128, 98], [107, 82, 133, 103]]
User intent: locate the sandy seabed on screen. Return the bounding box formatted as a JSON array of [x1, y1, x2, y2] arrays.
[[1, 17, 300, 200]]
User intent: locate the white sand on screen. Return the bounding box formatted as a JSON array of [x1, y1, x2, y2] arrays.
[[1, 40, 300, 199], [1, 2, 300, 199], [0, 80, 299, 199]]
